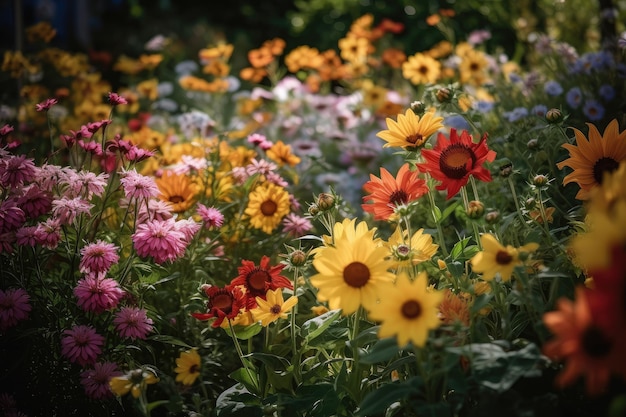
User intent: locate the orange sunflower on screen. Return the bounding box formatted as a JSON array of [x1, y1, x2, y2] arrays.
[[377, 108, 444, 150], [556, 119, 626, 200], [417, 128, 496, 200], [362, 163, 429, 221], [155, 171, 200, 213]]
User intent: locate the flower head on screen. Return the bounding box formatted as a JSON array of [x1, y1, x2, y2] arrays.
[[368, 272, 443, 347], [244, 183, 291, 234], [79, 240, 120, 275], [250, 288, 298, 326], [174, 349, 202, 386], [377, 109, 444, 150], [109, 368, 159, 399], [470, 234, 539, 281], [74, 274, 124, 313], [418, 128, 496, 199], [60, 325, 105, 366], [281, 213, 312, 237], [191, 284, 247, 328], [230, 256, 293, 308], [114, 306, 154, 340], [155, 170, 200, 213], [385, 227, 438, 269], [80, 361, 122, 399], [132, 218, 187, 264], [197, 203, 224, 229], [0, 288, 31, 331]]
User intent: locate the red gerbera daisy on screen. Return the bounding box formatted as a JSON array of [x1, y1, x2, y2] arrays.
[[362, 163, 429, 221], [191, 284, 246, 328], [229, 256, 293, 308], [417, 129, 496, 200]]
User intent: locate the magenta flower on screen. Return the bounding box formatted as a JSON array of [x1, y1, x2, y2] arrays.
[[34, 218, 61, 249], [79, 240, 120, 275], [282, 213, 313, 237], [51, 197, 93, 225], [132, 218, 187, 264], [60, 325, 104, 366], [35, 98, 58, 112], [0, 200, 26, 233], [16, 185, 53, 219], [135, 199, 173, 224], [0, 124, 14, 136], [0, 288, 31, 332], [197, 204, 224, 229], [15, 226, 38, 246], [119, 170, 160, 201], [74, 275, 124, 313], [70, 171, 109, 199], [108, 92, 128, 106], [0, 154, 38, 187], [114, 306, 154, 340], [80, 361, 122, 399], [247, 133, 273, 150], [174, 217, 201, 243]]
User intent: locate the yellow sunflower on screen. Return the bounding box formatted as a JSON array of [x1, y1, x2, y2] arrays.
[[402, 52, 441, 85], [377, 108, 444, 150], [266, 140, 301, 167], [386, 226, 439, 270], [470, 234, 539, 282], [556, 119, 626, 200], [458, 49, 489, 85], [109, 368, 159, 399], [368, 271, 443, 348], [250, 288, 298, 326], [244, 183, 291, 234], [174, 349, 201, 386], [155, 170, 200, 213], [310, 219, 394, 315]]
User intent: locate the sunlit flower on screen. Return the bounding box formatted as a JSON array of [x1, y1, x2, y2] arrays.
[[132, 218, 187, 264], [385, 226, 438, 269], [470, 234, 539, 281], [230, 255, 293, 308], [119, 169, 160, 201], [109, 368, 159, 399], [60, 325, 105, 366], [418, 128, 496, 199], [244, 183, 291, 234], [155, 170, 200, 213], [438, 288, 471, 326], [79, 240, 119, 274], [80, 361, 122, 400], [556, 119, 626, 200], [266, 140, 301, 167], [197, 203, 224, 229], [377, 109, 444, 150], [114, 306, 154, 340], [402, 52, 441, 85], [362, 163, 429, 221], [74, 274, 124, 314], [310, 219, 394, 314], [368, 272, 443, 347], [191, 284, 247, 328], [174, 349, 202, 386], [250, 288, 298, 326], [0, 288, 31, 331]]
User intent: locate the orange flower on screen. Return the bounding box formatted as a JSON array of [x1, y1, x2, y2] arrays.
[[438, 289, 471, 326], [262, 38, 286, 56], [239, 67, 268, 83], [362, 163, 428, 221], [381, 48, 406, 69], [248, 47, 274, 68]]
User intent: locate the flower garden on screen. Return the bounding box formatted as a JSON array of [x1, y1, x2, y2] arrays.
[[1, 4, 626, 417]]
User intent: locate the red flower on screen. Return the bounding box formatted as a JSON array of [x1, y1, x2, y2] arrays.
[[230, 256, 292, 308], [192, 285, 246, 328], [418, 129, 496, 199]]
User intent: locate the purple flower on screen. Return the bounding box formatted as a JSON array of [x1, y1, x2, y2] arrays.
[[543, 80, 563, 96], [0, 288, 31, 332], [80, 361, 122, 399], [566, 87, 583, 109], [0, 200, 26, 233], [0, 154, 38, 187], [114, 307, 154, 340], [598, 84, 615, 101], [16, 185, 53, 219], [282, 213, 313, 237], [108, 92, 128, 106], [35, 98, 58, 112], [582, 99, 605, 121], [530, 104, 548, 117], [60, 325, 105, 366], [74, 274, 124, 313]]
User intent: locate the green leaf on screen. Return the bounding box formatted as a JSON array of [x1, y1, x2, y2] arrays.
[[246, 352, 290, 372], [146, 400, 169, 413], [301, 309, 342, 344], [441, 200, 461, 221], [470, 293, 493, 314], [360, 336, 400, 365], [357, 377, 421, 416], [215, 383, 262, 417], [229, 368, 260, 395], [223, 322, 263, 340], [148, 334, 193, 348]]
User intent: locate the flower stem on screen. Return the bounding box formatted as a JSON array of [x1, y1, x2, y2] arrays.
[[426, 186, 448, 257], [228, 319, 259, 394], [461, 186, 482, 250]]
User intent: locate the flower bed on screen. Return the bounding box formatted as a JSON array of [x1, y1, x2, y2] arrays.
[[1, 12, 626, 417]]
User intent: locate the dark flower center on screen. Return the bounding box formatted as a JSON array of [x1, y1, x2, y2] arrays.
[[418, 65, 429, 75], [270, 304, 282, 314], [247, 269, 271, 291], [495, 250, 513, 265], [210, 291, 233, 314], [261, 200, 277, 216], [581, 325, 613, 358], [389, 190, 409, 206], [169, 195, 185, 204], [439, 144, 476, 179], [406, 133, 424, 145], [592, 157, 619, 185], [190, 364, 200, 374], [401, 300, 422, 319], [343, 262, 370, 288]]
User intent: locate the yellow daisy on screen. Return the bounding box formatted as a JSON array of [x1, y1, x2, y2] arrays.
[[174, 349, 201, 386], [109, 368, 159, 399], [368, 271, 443, 348], [402, 52, 441, 85], [266, 140, 301, 167], [250, 288, 298, 326], [386, 226, 439, 270], [310, 219, 394, 315], [377, 108, 444, 150], [556, 119, 626, 200], [470, 234, 539, 282], [244, 183, 291, 234], [155, 170, 200, 213]]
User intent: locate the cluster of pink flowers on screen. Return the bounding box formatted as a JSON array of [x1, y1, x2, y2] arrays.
[[0, 288, 31, 332]]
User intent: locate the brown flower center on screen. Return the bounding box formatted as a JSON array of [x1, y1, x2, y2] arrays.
[[261, 200, 277, 216], [581, 325, 613, 358], [343, 262, 370, 288], [189, 364, 200, 374], [406, 133, 424, 145], [592, 157, 619, 185], [388, 190, 408, 206], [418, 65, 429, 75], [439, 144, 476, 179], [270, 304, 282, 314], [247, 269, 271, 291], [169, 195, 185, 204], [210, 291, 233, 313], [401, 300, 422, 319], [495, 250, 513, 265]]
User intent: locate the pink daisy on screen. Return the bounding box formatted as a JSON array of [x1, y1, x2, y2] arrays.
[[246, 158, 277, 177], [51, 197, 93, 225], [15, 185, 53, 219], [71, 171, 109, 199], [125, 146, 155, 163], [247, 133, 273, 150], [60, 325, 104, 366], [135, 199, 173, 224], [197, 204, 224, 229], [0, 154, 38, 187], [0, 288, 31, 332], [78, 140, 103, 156], [35, 97, 58, 112], [34, 218, 61, 249], [79, 240, 120, 275], [119, 169, 160, 201], [108, 92, 128, 106], [0, 124, 14, 136], [113, 306, 154, 340], [74, 274, 124, 313], [15, 226, 38, 246], [0, 200, 26, 233], [282, 213, 313, 237], [80, 361, 122, 400], [132, 218, 187, 264], [174, 217, 201, 243], [0, 232, 14, 253]]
